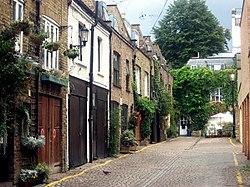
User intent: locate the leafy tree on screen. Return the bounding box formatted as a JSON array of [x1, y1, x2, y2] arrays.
[[171, 66, 237, 131], [154, 0, 231, 69]]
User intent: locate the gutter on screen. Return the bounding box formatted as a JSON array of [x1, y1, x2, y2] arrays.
[[88, 0, 98, 163]]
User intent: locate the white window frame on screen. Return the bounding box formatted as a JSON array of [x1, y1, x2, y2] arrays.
[[42, 17, 59, 70], [135, 66, 141, 94], [144, 72, 148, 97], [210, 87, 223, 102], [13, 0, 24, 53]]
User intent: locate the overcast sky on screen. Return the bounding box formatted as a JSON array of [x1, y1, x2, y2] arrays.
[[103, 0, 243, 51]]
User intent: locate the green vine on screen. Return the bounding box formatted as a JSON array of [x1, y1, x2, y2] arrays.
[[0, 24, 29, 155], [137, 97, 155, 140], [108, 108, 120, 156]]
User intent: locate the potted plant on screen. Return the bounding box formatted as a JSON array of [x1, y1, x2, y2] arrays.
[[34, 163, 50, 183], [19, 169, 38, 187], [120, 129, 138, 153], [43, 41, 61, 51], [63, 48, 79, 60], [19, 163, 50, 186], [30, 32, 47, 46]]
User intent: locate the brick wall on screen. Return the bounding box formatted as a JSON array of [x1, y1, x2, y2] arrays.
[[239, 0, 250, 159], [0, 0, 68, 184]]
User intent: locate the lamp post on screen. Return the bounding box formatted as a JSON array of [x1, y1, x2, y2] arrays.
[[230, 73, 236, 138]]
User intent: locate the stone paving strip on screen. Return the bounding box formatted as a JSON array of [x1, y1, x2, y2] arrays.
[[37, 137, 250, 187]]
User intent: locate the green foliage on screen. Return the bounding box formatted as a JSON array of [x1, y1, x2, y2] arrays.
[[153, 60, 173, 120], [20, 163, 50, 184], [108, 109, 120, 156], [34, 163, 50, 183], [154, 0, 230, 68], [171, 66, 237, 131], [167, 124, 177, 138], [137, 97, 155, 140], [120, 129, 137, 147], [0, 24, 29, 155]]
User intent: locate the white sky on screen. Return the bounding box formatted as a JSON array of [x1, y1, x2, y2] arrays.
[[102, 0, 243, 51]]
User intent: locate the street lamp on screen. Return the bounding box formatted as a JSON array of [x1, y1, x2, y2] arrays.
[[69, 24, 89, 49], [230, 72, 236, 138]]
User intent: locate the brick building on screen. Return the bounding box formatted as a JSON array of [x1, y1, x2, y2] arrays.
[[238, 0, 250, 159], [0, 0, 68, 185]]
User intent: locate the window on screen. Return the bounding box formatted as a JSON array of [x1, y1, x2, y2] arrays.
[[42, 17, 59, 70], [113, 52, 120, 86], [191, 65, 197, 69], [121, 105, 128, 132], [135, 66, 141, 94], [98, 37, 103, 72], [126, 60, 130, 91], [235, 18, 240, 26], [13, 0, 23, 53], [210, 87, 223, 102], [144, 72, 148, 97]]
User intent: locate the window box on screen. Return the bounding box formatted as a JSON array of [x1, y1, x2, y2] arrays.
[[41, 74, 68, 86]]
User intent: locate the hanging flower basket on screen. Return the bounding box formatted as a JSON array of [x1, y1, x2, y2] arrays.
[[30, 32, 47, 46], [63, 48, 79, 60], [12, 20, 34, 36], [43, 41, 61, 51], [21, 135, 45, 150]]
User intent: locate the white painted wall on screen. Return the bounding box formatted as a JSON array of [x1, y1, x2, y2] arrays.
[[68, 1, 110, 163], [232, 9, 241, 55]]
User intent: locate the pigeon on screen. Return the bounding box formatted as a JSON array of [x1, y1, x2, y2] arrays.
[[103, 170, 111, 175]]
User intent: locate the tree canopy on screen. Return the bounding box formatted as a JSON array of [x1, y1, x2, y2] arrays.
[[154, 0, 231, 69]]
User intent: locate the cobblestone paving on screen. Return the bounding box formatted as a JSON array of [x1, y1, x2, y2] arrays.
[[42, 137, 250, 187]]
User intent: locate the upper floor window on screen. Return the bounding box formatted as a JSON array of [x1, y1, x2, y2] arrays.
[[42, 17, 59, 70], [126, 60, 130, 91], [13, 0, 23, 21], [135, 66, 141, 94], [191, 65, 197, 69], [13, 0, 24, 53], [98, 37, 103, 72], [235, 18, 240, 26], [113, 51, 120, 87], [144, 72, 148, 97], [210, 87, 223, 102]]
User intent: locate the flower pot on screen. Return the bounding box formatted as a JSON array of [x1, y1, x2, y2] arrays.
[[64, 49, 79, 60], [19, 181, 33, 187], [30, 33, 47, 46], [120, 145, 131, 153], [44, 41, 60, 51]]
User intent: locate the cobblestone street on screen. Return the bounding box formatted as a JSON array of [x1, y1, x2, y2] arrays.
[[43, 137, 250, 187]]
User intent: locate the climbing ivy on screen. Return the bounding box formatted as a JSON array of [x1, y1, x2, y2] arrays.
[[0, 25, 29, 155], [171, 65, 237, 131], [108, 108, 120, 156]]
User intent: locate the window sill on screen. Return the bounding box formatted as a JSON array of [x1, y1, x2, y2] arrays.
[[97, 72, 104, 78], [113, 84, 121, 89], [75, 61, 87, 69]]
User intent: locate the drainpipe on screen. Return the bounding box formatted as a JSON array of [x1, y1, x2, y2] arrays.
[[35, 0, 41, 135], [89, 1, 98, 163], [108, 30, 112, 152]]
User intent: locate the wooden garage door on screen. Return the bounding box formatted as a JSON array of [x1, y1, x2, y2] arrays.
[[38, 95, 61, 172]]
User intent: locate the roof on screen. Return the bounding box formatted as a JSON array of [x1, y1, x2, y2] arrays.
[[187, 58, 234, 67]]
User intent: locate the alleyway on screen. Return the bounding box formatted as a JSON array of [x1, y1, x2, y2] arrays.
[[43, 137, 250, 187]]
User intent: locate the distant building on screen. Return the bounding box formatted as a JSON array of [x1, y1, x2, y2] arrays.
[[232, 8, 241, 55]]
